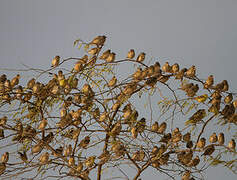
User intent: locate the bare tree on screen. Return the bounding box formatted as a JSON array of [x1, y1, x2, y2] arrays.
[[0, 36, 236, 180]]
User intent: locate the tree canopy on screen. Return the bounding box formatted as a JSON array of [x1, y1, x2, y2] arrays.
[[0, 35, 236, 180]]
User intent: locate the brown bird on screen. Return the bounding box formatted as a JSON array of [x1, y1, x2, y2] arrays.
[[39, 152, 49, 164], [106, 52, 116, 63], [182, 171, 191, 180], [111, 122, 122, 137], [79, 136, 90, 149], [209, 132, 218, 143], [38, 118, 48, 131], [204, 75, 214, 88], [85, 156, 95, 167], [218, 133, 225, 145], [202, 144, 215, 156], [52, 146, 63, 157], [90, 35, 106, 47], [151, 122, 159, 132], [0, 74, 7, 84], [127, 49, 135, 59], [0, 116, 7, 126], [88, 47, 100, 55], [186, 141, 193, 149], [222, 80, 229, 92], [74, 61, 83, 72], [162, 62, 172, 73], [26, 78, 35, 89], [131, 127, 138, 139], [185, 65, 196, 77], [197, 137, 206, 149], [76, 162, 83, 172], [51, 56, 60, 67], [188, 156, 200, 167], [183, 132, 191, 142], [99, 49, 111, 60], [175, 68, 187, 80], [1, 152, 9, 163], [228, 139, 236, 150], [160, 133, 171, 144], [18, 151, 28, 163], [136, 118, 146, 133], [11, 74, 20, 87], [108, 76, 117, 87], [136, 52, 146, 62], [171, 63, 179, 73], [133, 68, 143, 80], [224, 93, 233, 104], [157, 122, 167, 134], [32, 143, 43, 154], [68, 156, 75, 166], [43, 132, 54, 144]]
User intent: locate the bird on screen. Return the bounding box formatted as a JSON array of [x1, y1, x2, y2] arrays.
[[79, 136, 90, 149], [108, 76, 117, 87], [85, 156, 95, 167], [186, 109, 206, 125], [133, 68, 143, 80], [182, 171, 191, 180], [202, 144, 215, 156], [131, 127, 138, 139], [204, 75, 214, 88], [218, 133, 225, 145], [0, 116, 7, 126], [183, 132, 191, 142], [185, 65, 196, 77], [32, 143, 43, 154], [171, 63, 179, 73], [10, 74, 20, 87], [68, 156, 75, 166], [157, 122, 167, 134], [18, 151, 28, 163], [76, 162, 83, 172], [38, 118, 48, 131], [1, 152, 9, 163], [228, 139, 236, 150], [186, 140, 193, 149], [160, 133, 171, 144], [127, 49, 135, 59], [99, 49, 111, 60], [43, 132, 54, 144], [0, 74, 7, 84], [106, 52, 116, 63], [88, 47, 100, 56], [151, 122, 159, 132], [39, 152, 49, 164], [52, 146, 63, 157], [197, 137, 206, 149], [209, 132, 218, 143], [162, 62, 172, 73], [175, 68, 187, 80], [27, 78, 35, 89], [99, 112, 108, 122], [51, 56, 60, 67], [111, 122, 122, 137], [74, 61, 83, 72], [82, 83, 92, 96], [188, 156, 200, 167], [136, 52, 146, 62], [89, 35, 106, 47], [233, 99, 237, 108], [222, 80, 229, 92], [224, 93, 233, 104]]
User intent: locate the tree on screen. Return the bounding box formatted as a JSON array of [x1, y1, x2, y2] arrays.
[[0, 35, 236, 180]]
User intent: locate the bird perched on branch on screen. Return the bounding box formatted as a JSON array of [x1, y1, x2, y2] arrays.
[[136, 52, 145, 62], [202, 144, 215, 156], [51, 56, 60, 67], [127, 49, 135, 59]]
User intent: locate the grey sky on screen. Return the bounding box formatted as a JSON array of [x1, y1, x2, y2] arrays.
[[0, 0, 237, 179]]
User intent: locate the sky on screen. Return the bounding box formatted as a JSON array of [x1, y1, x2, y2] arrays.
[[0, 0, 237, 179]]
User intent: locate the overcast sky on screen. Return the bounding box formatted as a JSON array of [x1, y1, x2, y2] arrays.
[[0, 1, 237, 179]]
